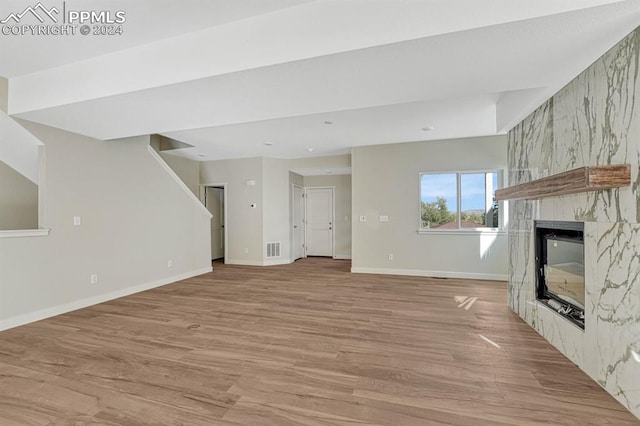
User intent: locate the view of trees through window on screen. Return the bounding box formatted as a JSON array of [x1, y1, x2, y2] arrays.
[[420, 172, 499, 229]]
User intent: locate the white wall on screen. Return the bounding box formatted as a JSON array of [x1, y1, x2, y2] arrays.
[[0, 160, 38, 230], [0, 122, 212, 331], [200, 157, 264, 265], [0, 78, 41, 184], [304, 174, 352, 259], [351, 136, 508, 280]]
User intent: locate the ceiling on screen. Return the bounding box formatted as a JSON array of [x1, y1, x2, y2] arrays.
[[3, 0, 640, 161]]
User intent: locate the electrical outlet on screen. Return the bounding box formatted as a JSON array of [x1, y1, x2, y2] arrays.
[[167, 259, 173, 268], [90, 274, 98, 284], [388, 253, 393, 261]]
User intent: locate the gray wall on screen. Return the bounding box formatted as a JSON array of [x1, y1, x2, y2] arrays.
[[0, 77, 7, 113], [0, 122, 212, 330], [304, 174, 352, 259], [508, 27, 640, 420], [200, 157, 264, 265], [351, 136, 508, 279], [0, 160, 38, 230], [159, 153, 200, 197]]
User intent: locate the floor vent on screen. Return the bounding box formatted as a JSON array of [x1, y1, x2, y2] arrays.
[[266, 241, 281, 258]]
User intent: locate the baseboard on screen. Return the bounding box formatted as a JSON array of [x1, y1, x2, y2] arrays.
[[0, 266, 212, 332], [225, 258, 292, 266], [263, 259, 292, 266], [333, 254, 352, 260], [350, 267, 507, 281]]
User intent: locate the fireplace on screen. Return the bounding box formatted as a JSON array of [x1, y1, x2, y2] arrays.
[[535, 221, 585, 329]]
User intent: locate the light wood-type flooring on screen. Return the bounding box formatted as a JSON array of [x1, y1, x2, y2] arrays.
[[0, 258, 638, 425]]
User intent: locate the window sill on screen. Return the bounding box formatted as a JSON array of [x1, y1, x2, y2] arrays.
[[417, 228, 506, 236], [0, 229, 50, 239]]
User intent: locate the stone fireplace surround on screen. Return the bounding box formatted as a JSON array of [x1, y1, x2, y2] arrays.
[[507, 27, 640, 419]]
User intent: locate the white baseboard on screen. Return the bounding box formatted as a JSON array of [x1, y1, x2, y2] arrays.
[[0, 267, 212, 332], [350, 267, 507, 281], [333, 254, 352, 260], [264, 259, 292, 266], [225, 258, 292, 266]]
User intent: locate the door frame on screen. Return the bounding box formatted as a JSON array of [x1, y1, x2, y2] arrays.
[[291, 184, 306, 261], [201, 182, 228, 262], [304, 186, 336, 258]]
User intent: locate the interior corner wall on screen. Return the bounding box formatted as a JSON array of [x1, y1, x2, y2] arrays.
[[0, 159, 38, 230], [351, 136, 508, 280], [303, 174, 352, 259], [200, 157, 264, 265], [263, 158, 291, 264], [0, 122, 212, 331]]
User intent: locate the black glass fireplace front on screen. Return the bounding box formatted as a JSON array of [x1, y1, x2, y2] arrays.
[[535, 221, 585, 329]]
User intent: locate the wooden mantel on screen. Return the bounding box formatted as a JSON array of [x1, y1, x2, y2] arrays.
[[495, 164, 631, 201]]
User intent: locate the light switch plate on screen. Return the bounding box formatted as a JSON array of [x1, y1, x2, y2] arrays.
[[73, 216, 82, 226], [380, 216, 389, 222], [359, 216, 366, 222]]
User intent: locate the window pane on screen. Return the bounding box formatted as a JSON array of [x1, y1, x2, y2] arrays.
[[420, 173, 457, 229], [460, 172, 498, 227]]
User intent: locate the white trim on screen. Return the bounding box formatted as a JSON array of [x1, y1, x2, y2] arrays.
[[291, 183, 305, 261], [147, 146, 212, 219], [351, 267, 507, 281], [0, 228, 50, 238], [225, 258, 292, 267], [0, 267, 212, 332], [417, 229, 506, 236], [263, 258, 291, 266], [419, 169, 505, 231], [333, 254, 352, 260]]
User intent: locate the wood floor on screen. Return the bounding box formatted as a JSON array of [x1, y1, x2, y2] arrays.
[[0, 258, 637, 425]]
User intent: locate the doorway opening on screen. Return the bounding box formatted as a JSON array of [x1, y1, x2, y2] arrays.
[[204, 185, 227, 263]]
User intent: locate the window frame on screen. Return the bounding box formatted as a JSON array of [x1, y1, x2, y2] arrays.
[[418, 169, 505, 234]]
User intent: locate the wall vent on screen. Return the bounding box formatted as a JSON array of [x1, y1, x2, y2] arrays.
[[266, 241, 281, 258]]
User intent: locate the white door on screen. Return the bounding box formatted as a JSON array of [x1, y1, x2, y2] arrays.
[[305, 187, 334, 257], [206, 187, 224, 260], [292, 185, 304, 260]]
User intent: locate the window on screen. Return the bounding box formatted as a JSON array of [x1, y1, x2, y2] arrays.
[[420, 171, 500, 230]]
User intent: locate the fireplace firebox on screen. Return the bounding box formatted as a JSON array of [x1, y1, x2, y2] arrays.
[[535, 221, 585, 329]]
